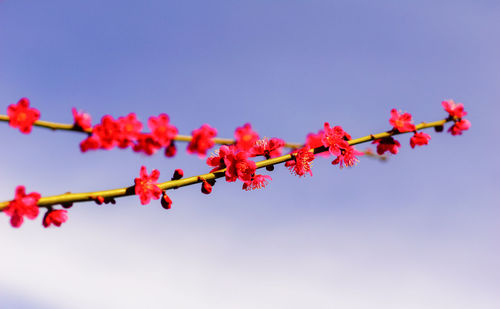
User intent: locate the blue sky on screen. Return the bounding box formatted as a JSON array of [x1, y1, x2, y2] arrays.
[[1, 1, 499, 308]]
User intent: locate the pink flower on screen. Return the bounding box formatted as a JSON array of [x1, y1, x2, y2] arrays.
[[321, 123, 350, 156], [92, 115, 121, 149], [134, 166, 162, 205], [448, 119, 471, 136], [43, 209, 68, 228], [4, 186, 41, 228], [72, 108, 92, 130], [206, 145, 234, 172], [285, 146, 315, 177], [225, 152, 257, 183], [305, 130, 329, 157], [148, 114, 178, 147], [372, 137, 401, 155], [389, 109, 416, 133], [116, 113, 143, 148], [242, 174, 272, 191], [7, 98, 40, 134], [133, 133, 162, 155], [410, 132, 431, 148], [442, 100, 467, 118], [234, 123, 259, 151], [249, 138, 285, 158], [331, 145, 364, 168], [187, 124, 217, 157], [79, 135, 101, 152]]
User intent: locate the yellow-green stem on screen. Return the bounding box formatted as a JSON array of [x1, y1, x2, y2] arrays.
[[0, 115, 302, 148], [0, 118, 449, 211]]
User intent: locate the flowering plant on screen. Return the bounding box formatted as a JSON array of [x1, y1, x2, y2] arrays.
[[0, 98, 470, 228]]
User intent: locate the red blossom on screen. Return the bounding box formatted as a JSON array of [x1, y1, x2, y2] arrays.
[[389, 109, 416, 133], [321, 123, 350, 156], [442, 99, 467, 118], [187, 124, 217, 157], [331, 145, 364, 168], [410, 132, 431, 148], [72, 108, 92, 130], [448, 119, 471, 136], [242, 174, 272, 191], [134, 166, 162, 205], [79, 135, 101, 152], [7, 98, 40, 134], [116, 113, 143, 148], [4, 186, 41, 228], [206, 145, 234, 172], [43, 209, 68, 228], [285, 146, 315, 177], [224, 151, 257, 183], [372, 137, 401, 155], [305, 130, 329, 157], [148, 114, 178, 147], [92, 115, 121, 149], [234, 123, 259, 151], [249, 138, 285, 158], [133, 133, 162, 155]]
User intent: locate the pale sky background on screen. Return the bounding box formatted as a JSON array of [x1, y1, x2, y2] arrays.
[[0, 0, 499, 308]]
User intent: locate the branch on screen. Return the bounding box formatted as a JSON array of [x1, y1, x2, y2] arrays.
[[0, 118, 449, 211]]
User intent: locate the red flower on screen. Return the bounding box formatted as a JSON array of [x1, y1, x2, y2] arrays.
[[234, 123, 259, 151], [206, 145, 234, 171], [4, 186, 41, 228], [305, 130, 329, 157], [133, 133, 162, 155], [448, 119, 471, 136], [187, 124, 217, 157], [242, 174, 272, 191], [7, 98, 40, 134], [225, 151, 257, 183], [43, 209, 68, 228], [93, 115, 121, 149], [442, 100, 467, 118], [372, 137, 401, 155], [249, 138, 285, 158], [285, 146, 315, 177], [331, 145, 364, 168], [80, 135, 101, 152], [116, 113, 143, 148], [148, 114, 178, 147], [134, 166, 162, 205], [389, 109, 416, 133], [321, 123, 350, 156], [410, 132, 431, 148], [72, 108, 92, 130]]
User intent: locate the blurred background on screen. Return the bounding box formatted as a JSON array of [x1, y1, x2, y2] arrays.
[[0, 0, 499, 308]]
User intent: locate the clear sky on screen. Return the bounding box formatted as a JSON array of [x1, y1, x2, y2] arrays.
[[1, 1, 499, 308]]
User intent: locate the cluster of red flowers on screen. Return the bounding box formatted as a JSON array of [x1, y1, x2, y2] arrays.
[[79, 113, 180, 157], [442, 100, 471, 136], [2, 98, 471, 228]]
